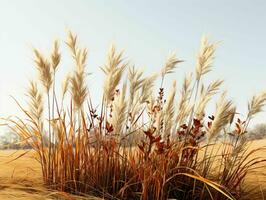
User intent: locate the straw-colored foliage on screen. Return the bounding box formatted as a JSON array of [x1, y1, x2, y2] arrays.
[[7, 32, 266, 200]]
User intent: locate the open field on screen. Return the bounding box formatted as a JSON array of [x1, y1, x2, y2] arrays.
[[0, 150, 100, 200], [0, 149, 55, 200], [0, 139, 266, 199]]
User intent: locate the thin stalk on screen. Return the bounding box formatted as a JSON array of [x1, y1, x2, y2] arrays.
[[186, 78, 201, 135], [47, 91, 51, 182], [51, 71, 56, 183]]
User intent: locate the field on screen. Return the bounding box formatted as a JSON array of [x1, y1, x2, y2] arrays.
[[0, 150, 100, 200], [0, 139, 266, 200], [0, 149, 53, 200], [3, 32, 266, 199]]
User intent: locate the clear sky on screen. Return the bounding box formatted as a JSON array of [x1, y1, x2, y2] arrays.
[[0, 0, 266, 132]]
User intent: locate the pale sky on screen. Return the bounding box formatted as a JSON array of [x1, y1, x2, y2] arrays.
[[1, 0, 266, 133]]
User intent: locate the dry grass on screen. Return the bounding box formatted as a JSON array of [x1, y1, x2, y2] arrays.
[[5, 31, 266, 199], [0, 150, 100, 200]]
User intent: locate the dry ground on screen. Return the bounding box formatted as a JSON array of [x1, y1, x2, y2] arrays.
[[0, 139, 266, 199], [0, 150, 100, 200]]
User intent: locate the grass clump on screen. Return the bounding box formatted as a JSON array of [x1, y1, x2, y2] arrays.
[[7, 32, 266, 200]]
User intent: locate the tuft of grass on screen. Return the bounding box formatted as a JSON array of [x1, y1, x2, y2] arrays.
[[7, 32, 266, 200]]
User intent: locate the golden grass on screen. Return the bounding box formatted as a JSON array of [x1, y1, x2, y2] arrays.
[[0, 150, 100, 200], [0, 139, 265, 200], [5, 31, 266, 199]]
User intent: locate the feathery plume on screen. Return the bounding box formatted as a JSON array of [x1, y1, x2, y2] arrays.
[[102, 44, 127, 103], [196, 36, 217, 80], [66, 31, 77, 56], [128, 66, 145, 106], [66, 32, 88, 110], [111, 82, 127, 136], [51, 40, 61, 71], [70, 69, 88, 111], [248, 91, 266, 119], [208, 92, 234, 141], [27, 81, 44, 123], [161, 52, 183, 78], [33, 49, 53, 92], [195, 79, 223, 119], [61, 73, 71, 98], [140, 73, 158, 104]]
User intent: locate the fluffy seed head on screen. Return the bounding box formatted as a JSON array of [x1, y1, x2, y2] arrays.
[[161, 52, 183, 77], [66, 31, 77, 55], [51, 40, 61, 71], [111, 82, 127, 136], [196, 36, 217, 80], [61, 73, 71, 98], [208, 92, 234, 141], [66, 33, 88, 110], [140, 73, 158, 104], [128, 66, 145, 106], [27, 81, 44, 123], [248, 91, 266, 119], [195, 79, 223, 119], [70, 69, 88, 111], [102, 44, 127, 103], [33, 49, 53, 92]]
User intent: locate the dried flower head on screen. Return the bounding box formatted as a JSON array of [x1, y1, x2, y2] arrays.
[[101, 44, 127, 103], [33, 49, 53, 92], [161, 52, 183, 77], [51, 40, 61, 71], [196, 36, 218, 80]]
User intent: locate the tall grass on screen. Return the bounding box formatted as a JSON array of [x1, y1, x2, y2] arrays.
[[7, 32, 266, 199]]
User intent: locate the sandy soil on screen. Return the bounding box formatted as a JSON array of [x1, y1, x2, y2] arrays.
[[0, 139, 266, 199], [0, 150, 99, 200]]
